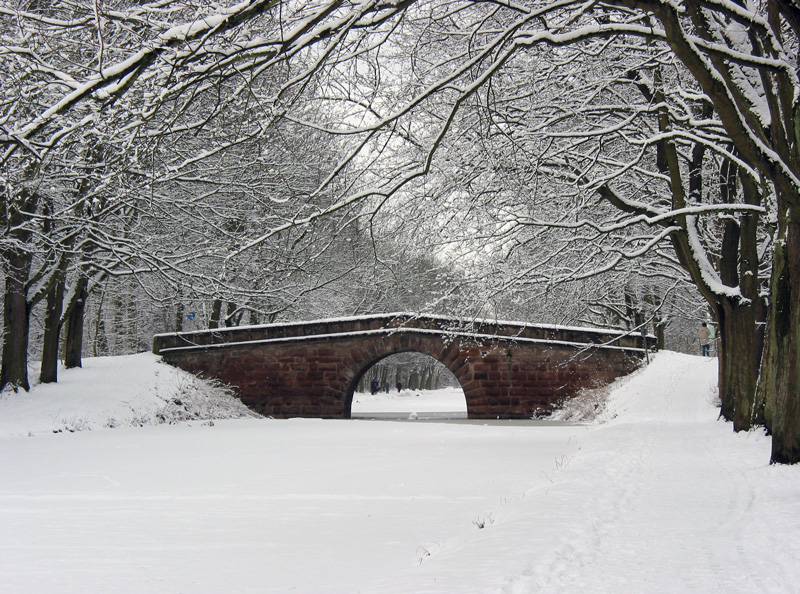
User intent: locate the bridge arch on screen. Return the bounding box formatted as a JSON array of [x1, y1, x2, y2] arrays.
[[344, 346, 469, 418], [152, 313, 652, 419]]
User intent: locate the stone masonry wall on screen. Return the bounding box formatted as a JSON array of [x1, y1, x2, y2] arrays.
[[157, 329, 643, 419]]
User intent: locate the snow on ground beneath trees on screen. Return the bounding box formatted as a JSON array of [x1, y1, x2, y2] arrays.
[[0, 354, 256, 438], [352, 387, 468, 418], [0, 351, 798, 593]]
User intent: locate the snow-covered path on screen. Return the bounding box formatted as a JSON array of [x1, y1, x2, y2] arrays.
[[0, 352, 798, 593], [490, 352, 799, 594], [358, 351, 800, 593]]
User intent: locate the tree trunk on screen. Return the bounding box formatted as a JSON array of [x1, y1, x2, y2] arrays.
[[755, 306, 779, 433], [209, 299, 222, 329], [715, 217, 740, 422], [40, 263, 68, 384], [730, 203, 761, 431], [93, 317, 108, 357], [1, 250, 32, 391], [654, 321, 666, 351], [174, 302, 184, 333], [92, 288, 108, 357], [719, 299, 758, 431], [766, 208, 800, 464], [64, 276, 89, 369], [711, 190, 762, 430], [225, 301, 238, 327], [715, 305, 734, 422]]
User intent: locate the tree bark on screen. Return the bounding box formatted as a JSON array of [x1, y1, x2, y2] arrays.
[[1, 185, 37, 392], [40, 255, 70, 384], [719, 299, 758, 431], [63, 276, 89, 369], [1, 249, 33, 391], [755, 274, 780, 432], [654, 321, 666, 351], [225, 301, 238, 327], [716, 182, 762, 431], [766, 207, 800, 464], [209, 299, 222, 329], [174, 302, 184, 333], [92, 288, 108, 357]]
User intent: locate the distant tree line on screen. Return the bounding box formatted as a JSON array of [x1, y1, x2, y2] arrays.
[[356, 353, 460, 394]]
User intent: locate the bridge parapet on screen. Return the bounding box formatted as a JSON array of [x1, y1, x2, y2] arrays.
[[153, 313, 652, 354]]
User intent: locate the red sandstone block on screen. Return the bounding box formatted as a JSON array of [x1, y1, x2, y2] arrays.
[[313, 355, 342, 363], [314, 363, 339, 372]]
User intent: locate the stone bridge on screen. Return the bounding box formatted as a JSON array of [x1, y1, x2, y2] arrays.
[[152, 313, 653, 419]]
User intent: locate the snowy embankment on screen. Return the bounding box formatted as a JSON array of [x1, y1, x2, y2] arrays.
[[1, 351, 798, 593], [0, 354, 257, 437]]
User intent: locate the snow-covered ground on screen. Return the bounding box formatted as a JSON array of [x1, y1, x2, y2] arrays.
[[352, 386, 468, 418], [0, 354, 257, 438], [1, 352, 798, 593]]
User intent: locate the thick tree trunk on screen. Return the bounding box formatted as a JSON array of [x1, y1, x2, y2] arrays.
[[1, 250, 32, 391], [749, 293, 770, 428], [40, 258, 69, 384], [767, 209, 800, 464], [716, 218, 740, 422], [713, 195, 762, 430], [1, 185, 38, 392], [755, 296, 779, 432], [720, 299, 759, 431], [64, 276, 89, 369], [715, 306, 734, 423], [714, 298, 762, 430], [732, 206, 761, 431], [755, 290, 780, 432], [40, 277, 65, 384]]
